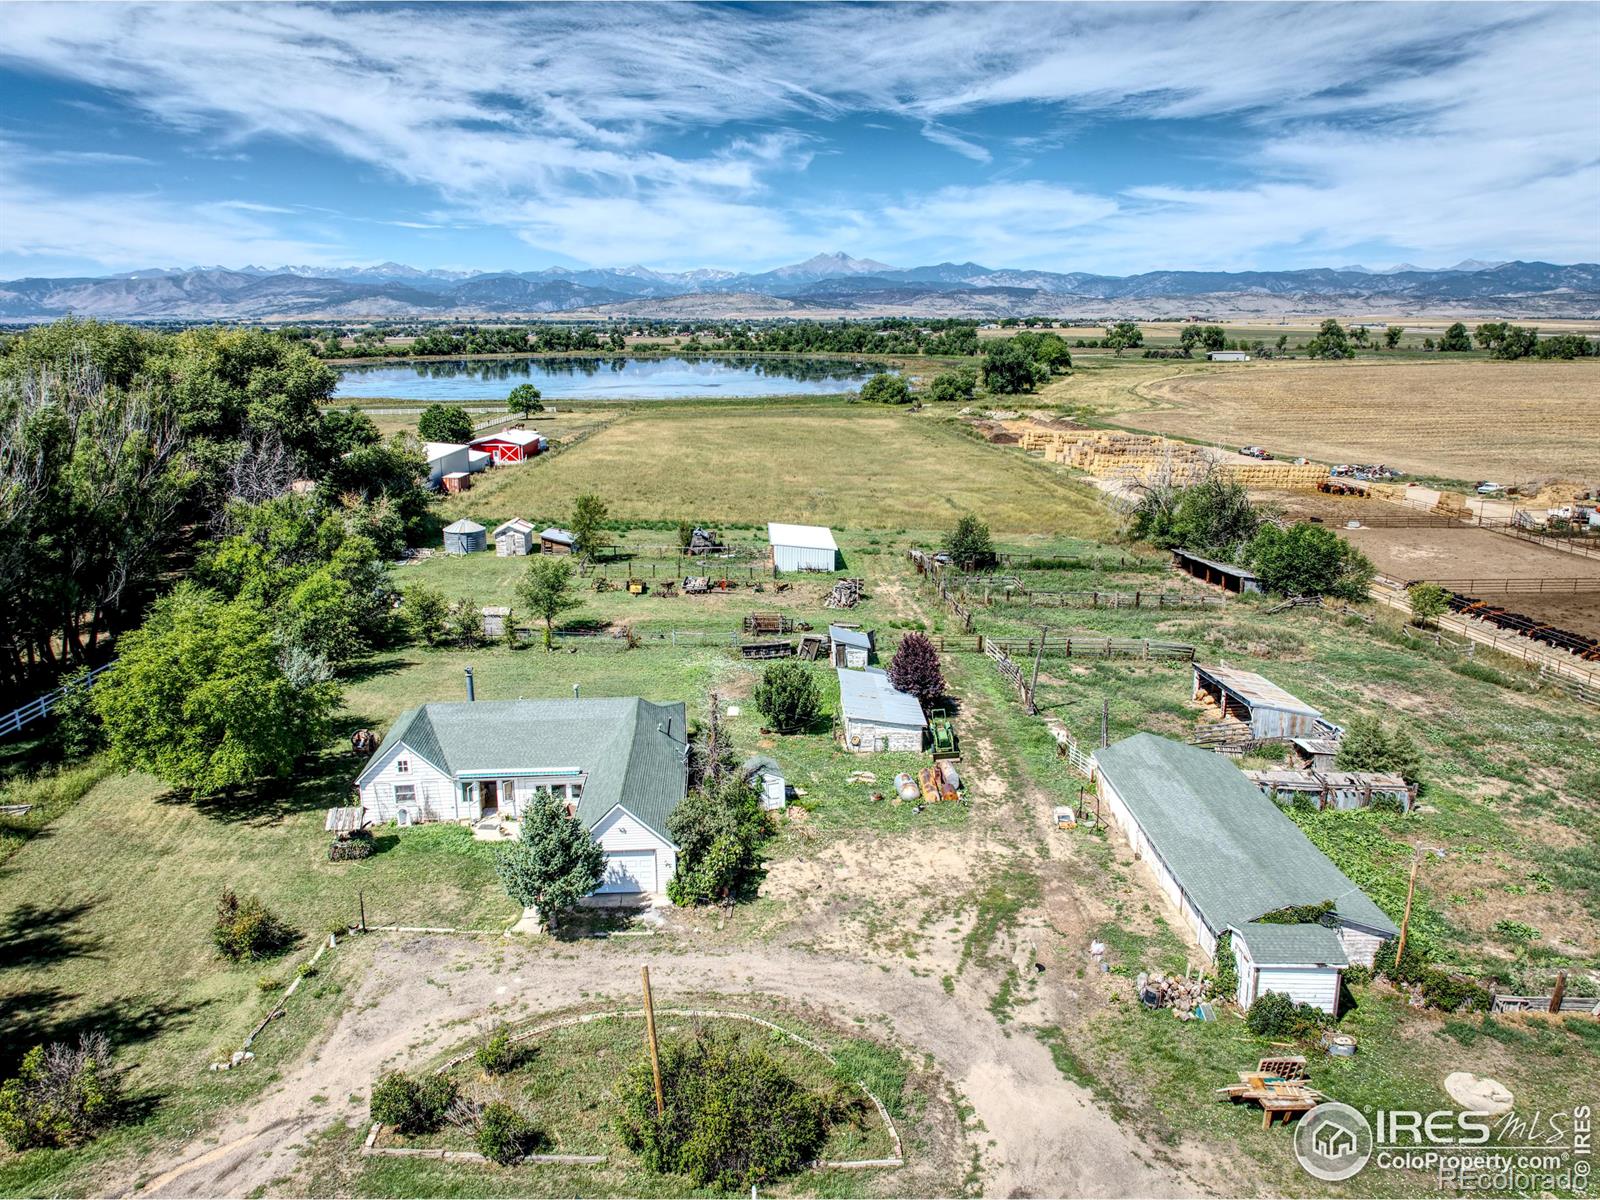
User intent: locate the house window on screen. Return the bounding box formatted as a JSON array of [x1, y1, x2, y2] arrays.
[[394, 784, 416, 807], [396, 758, 410, 774]]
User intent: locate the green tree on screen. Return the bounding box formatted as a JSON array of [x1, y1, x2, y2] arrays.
[[1437, 322, 1472, 352], [516, 557, 583, 650], [1347, 324, 1370, 348], [1246, 522, 1375, 600], [1384, 325, 1405, 349], [1179, 326, 1203, 354], [1473, 322, 1507, 350], [495, 794, 604, 931], [981, 339, 1042, 393], [925, 367, 978, 404], [856, 373, 912, 404], [667, 766, 770, 905], [676, 520, 695, 552], [402, 582, 451, 646], [1335, 715, 1423, 787], [1406, 582, 1449, 626], [0, 1034, 120, 1151], [1305, 319, 1354, 360], [416, 403, 473, 443], [752, 662, 822, 734], [1488, 324, 1539, 360], [941, 513, 994, 570], [1103, 321, 1144, 357], [52, 666, 104, 760], [1200, 325, 1227, 352], [1132, 476, 1260, 559], [569, 492, 611, 562], [92, 584, 338, 796], [507, 383, 543, 419]]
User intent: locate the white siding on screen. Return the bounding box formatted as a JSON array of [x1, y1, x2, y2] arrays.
[[425, 445, 471, 487], [1250, 967, 1340, 1013], [359, 743, 459, 822], [842, 717, 922, 753], [773, 544, 838, 572], [590, 806, 676, 897]]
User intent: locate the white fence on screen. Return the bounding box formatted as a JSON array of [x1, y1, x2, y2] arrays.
[[0, 663, 113, 740]]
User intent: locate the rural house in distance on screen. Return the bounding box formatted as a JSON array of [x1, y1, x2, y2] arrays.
[[353, 696, 690, 901]]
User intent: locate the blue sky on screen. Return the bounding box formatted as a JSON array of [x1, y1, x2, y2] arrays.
[[2, 1, 1597, 278]]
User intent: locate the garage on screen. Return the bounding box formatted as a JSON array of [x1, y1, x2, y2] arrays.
[[598, 850, 657, 895]]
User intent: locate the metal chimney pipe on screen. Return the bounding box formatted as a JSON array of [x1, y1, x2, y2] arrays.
[[572, 683, 580, 700], [465, 666, 475, 702]]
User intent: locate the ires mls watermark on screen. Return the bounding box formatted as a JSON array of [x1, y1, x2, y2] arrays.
[[1294, 1102, 1592, 1192]]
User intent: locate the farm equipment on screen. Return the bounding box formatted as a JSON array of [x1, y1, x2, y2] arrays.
[[626, 577, 647, 595], [739, 640, 794, 660], [929, 708, 959, 760]]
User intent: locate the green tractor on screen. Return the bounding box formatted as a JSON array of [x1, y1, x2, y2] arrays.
[[929, 707, 959, 760]]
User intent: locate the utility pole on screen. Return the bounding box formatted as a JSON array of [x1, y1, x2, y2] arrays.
[[1101, 697, 1109, 748], [1395, 855, 1420, 968], [1028, 625, 1047, 715], [641, 966, 665, 1119]]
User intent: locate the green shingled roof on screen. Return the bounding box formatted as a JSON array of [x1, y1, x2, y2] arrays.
[[361, 697, 689, 842], [1094, 733, 1398, 939], [1231, 922, 1350, 967]]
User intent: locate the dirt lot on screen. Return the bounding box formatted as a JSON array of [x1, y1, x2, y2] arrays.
[[1122, 360, 1600, 483]]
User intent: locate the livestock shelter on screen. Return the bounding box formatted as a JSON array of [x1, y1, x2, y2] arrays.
[[442, 519, 486, 555], [837, 667, 926, 753], [1193, 663, 1325, 740], [540, 527, 576, 555], [469, 428, 545, 464], [828, 624, 874, 669], [1244, 768, 1415, 813], [1172, 549, 1262, 594], [1092, 733, 1398, 970], [768, 523, 840, 572], [1230, 923, 1348, 1014], [493, 518, 537, 556], [1289, 737, 1341, 772], [424, 441, 471, 488], [354, 696, 689, 902]]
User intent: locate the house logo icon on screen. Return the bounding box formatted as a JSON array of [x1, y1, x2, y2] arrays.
[[1294, 1102, 1373, 1182]]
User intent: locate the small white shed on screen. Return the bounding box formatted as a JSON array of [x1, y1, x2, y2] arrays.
[[828, 625, 873, 669], [768, 523, 839, 572], [493, 518, 537, 556], [1231, 922, 1348, 1015], [744, 755, 787, 811], [1208, 350, 1250, 362], [837, 667, 926, 753]]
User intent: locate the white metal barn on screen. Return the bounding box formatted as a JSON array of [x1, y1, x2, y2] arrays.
[[1091, 733, 1397, 994], [353, 695, 689, 903], [767, 523, 839, 572], [837, 667, 926, 752], [1230, 923, 1348, 1014], [424, 441, 472, 487]]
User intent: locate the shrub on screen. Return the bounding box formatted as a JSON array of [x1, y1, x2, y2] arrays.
[[475, 1025, 519, 1074], [1373, 936, 1429, 984], [752, 662, 822, 734], [213, 889, 293, 962], [402, 582, 450, 646], [329, 830, 375, 861], [1247, 521, 1374, 600], [1246, 991, 1329, 1040], [940, 513, 994, 570], [52, 667, 104, 759], [886, 632, 945, 707], [666, 768, 770, 906], [1494, 918, 1541, 943], [1207, 931, 1239, 1000], [476, 1101, 538, 1165], [1406, 582, 1449, 626], [925, 367, 977, 404], [615, 1031, 844, 1189], [1343, 964, 1373, 987], [856, 373, 911, 405], [1419, 969, 1491, 1013], [0, 1033, 120, 1151], [369, 1070, 458, 1134], [1335, 716, 1424, 788]]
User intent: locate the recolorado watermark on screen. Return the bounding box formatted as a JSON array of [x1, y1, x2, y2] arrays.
[[1293, 1102, 1591, 1191]]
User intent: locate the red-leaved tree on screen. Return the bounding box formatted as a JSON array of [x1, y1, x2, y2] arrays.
[[888, 632, 945, 708]]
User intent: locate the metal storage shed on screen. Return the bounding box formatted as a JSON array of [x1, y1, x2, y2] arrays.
[[442, 519, 486, 555], [768, 523, 839, 572], [424, 441, 472, 488], [1091, 733, 1398, 968], [828, 624, 874, 669], [1192, 663, 1323, 740], [837, 667, 926, 753], [493, 518, 537, 557]]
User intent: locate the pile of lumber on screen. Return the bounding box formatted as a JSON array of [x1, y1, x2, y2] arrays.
[[824, 578, 864, 609]]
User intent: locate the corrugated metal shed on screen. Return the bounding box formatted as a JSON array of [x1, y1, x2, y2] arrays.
[[836, 667, 926, 729], [768, 522, 839, 572], [1092, 733, 1397, 939], [1172, 549, 1262, 594], [1193, 663, 1322, 738], [828, 625, 872, 649]]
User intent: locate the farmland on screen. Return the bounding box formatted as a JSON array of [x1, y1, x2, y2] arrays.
[[1045, 357, 1600, 483]]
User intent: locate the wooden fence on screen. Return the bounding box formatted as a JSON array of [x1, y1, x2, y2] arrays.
[[982, 639, 1033, 711], [0, 663, 113, 740], [1414, 576, 1600, 595], [969, 586, 1223, 610], [981, 634, 1196, 662]]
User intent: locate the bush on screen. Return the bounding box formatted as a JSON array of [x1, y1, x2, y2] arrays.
[[856, 374, 911, 405], [666, 768, 770, 906], [615, 1031, 845, 1189], [402, 582, 450, 646], [1246, 991, 1329, 1040], [1335, 716, 1423, 788], [369, 1070, 458, 1134], [52, 667, 104, 759], [1247, 521, 1375, 600], [1207, 931, 1239, 1000], [941, 513, 994, 570], [1419, 968, 1491, 1013], [476, 1101, 538, 1165], [213, 889, 293, 961], [1373, 936, 1429, 984], [1493, 918, 1541, 943], [328, 830, 374, 861], [752, 662, 822, 734], [1406, 582, 1449, 626], [925, 367, 977, 404], [475, 1025, 519, 1074], [0, 1033, 120, 1151], [886, 632, 945, 706]]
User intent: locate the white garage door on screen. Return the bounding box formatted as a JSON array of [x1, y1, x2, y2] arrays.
[[598, 850, 657, 894]]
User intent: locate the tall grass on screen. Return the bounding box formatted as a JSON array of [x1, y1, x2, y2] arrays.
[[0, 757, 115, 864]]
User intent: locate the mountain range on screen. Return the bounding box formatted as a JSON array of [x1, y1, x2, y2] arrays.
[[3, 252, 1596, 321]]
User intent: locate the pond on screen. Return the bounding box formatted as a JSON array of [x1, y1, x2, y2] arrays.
[[333, 355, 891, 402]]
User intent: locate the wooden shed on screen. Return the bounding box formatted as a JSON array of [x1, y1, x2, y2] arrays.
[[442, 471, 471, 494], [1192, 663, 1324, 740], [493, 518, 537, 557], [442, 519, 487, 555], [1172, 549, 1262, 594], [540, 527, 576, 555], [828, 624, 874, 669]]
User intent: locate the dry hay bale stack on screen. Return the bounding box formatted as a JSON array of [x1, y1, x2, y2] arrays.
[[1216, 462, 1330, 490]]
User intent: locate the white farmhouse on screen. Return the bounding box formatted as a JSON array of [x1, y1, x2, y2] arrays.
[[353, 696, 689, 902], [837, 667, 926, 753]]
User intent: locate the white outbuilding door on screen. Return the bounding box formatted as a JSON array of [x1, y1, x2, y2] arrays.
[[598, 850, 657, 894]]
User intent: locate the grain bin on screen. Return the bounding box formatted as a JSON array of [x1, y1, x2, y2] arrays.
[[442, 519, 486, 555]]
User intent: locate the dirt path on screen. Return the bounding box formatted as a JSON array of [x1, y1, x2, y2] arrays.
[[137, 937, 1197, 1199]]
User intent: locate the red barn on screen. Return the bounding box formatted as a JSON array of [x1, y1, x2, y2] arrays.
[[469, 428, 545, 464]]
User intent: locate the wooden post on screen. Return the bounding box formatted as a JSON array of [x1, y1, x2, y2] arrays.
[[358, 889, 366, 933], [1395, 853, 1421, 967], [1101, 698, 1109, 748], [1550, 970, 1567, 1014], [641, 966, 665, 1118], [1028, 625, 1047, 715]]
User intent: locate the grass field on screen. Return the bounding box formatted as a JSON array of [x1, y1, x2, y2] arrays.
[[436, 404, 1115, 536], [1043, 358, 1600, 483]]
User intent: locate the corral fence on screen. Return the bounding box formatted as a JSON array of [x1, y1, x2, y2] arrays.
[[0, 662, 113, 741], [980, 634, 1196, 662], [970, 586, 1222, 611], [982, 638, 1032, 710], [1498, 526, 1600, 561], [1412, 577, 1600, 595]]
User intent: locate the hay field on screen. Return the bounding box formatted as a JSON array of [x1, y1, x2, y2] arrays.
[[1112, 360, 1600, 482], [439, 405, 1114, 536]]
